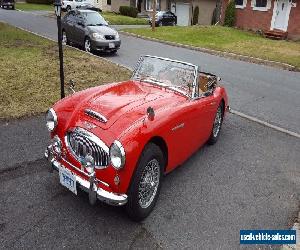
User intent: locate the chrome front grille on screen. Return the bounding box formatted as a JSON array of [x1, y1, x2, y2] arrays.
[[67, 128, 109, 168]]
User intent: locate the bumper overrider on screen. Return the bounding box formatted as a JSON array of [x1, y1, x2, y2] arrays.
[[44, 145, 128, 206]]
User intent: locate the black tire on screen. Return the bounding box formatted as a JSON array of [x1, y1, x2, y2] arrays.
[[110, 50, 117, 55], [125, 143, 164, 221], [158, 21, 163, 27], [207, 102, 224, 145]]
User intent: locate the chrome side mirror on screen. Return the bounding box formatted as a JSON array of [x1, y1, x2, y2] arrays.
[[217, 77, 221, 82], [68, 79, 75, 94]]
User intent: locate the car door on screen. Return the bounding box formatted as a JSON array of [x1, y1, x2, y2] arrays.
[[73, 12, 86, 45], [164, 97, 216, 172], [63, 11, 76, 42]]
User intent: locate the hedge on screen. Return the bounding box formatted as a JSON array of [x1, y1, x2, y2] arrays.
[[224, 0, 236, 27], [119, 6, 138, 18], [26, 0, 53, 4]]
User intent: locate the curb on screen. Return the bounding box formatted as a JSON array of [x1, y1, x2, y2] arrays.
[[119, 31, 298, 72]]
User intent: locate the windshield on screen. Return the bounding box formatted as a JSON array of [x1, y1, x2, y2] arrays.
[[132, 56, 197, 97], [82, 12, 108, 26]]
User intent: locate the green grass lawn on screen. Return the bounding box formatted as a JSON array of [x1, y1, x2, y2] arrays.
[[15, 3, 148, 25], [15, 2, 53, 11], [0, 22, 131, 119], [123, 26, 300, 69], [101, 12, 148, 25]]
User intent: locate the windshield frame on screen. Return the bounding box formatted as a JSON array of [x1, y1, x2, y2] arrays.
[[132, 55, 198, 99]]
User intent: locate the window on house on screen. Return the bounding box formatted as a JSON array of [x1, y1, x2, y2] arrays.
[[107, 0, 111, 5], [255, 0, 267, 7], [235, 0, 244, 6]]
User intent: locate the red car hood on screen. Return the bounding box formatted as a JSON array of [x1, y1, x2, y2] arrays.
[[71, 80, 186, 131]]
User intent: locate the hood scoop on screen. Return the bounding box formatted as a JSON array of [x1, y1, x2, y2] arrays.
[[85, 109, 108, 123]]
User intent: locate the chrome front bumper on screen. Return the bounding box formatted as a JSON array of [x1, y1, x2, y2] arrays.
[[45, 148, 127, 206]]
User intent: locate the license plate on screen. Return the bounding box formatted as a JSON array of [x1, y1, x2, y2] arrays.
[[59, 167, 77, 195], [109, 43, 115, 48]]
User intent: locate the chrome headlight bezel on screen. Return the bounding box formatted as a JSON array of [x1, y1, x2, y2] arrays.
[[46, 108, 58, 132], [92, 32, 105, 40], [109, 140, 125, 170]]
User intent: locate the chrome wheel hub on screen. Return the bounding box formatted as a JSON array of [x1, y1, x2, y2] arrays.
[[85, 40, 91, 52], [138, 159, 160, 209], [213, 106, 222, 137], [62, 32, 67, 45]]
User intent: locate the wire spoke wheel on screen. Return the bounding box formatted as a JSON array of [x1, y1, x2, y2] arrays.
[[213, 106, 222, 137], [138, 159, 160, 209]]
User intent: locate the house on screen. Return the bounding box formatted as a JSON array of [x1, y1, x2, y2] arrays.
[[220, 0, 300, 40], [94, 0, 112, 11], [111, 0, 221, 26]]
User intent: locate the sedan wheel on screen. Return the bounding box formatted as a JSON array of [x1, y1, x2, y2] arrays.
[[208, 102, 224, 145], [126, 143, 164, 221], [84, 38, 91, 53], [158, 21, 163, 27], [62, 31, 69, 45]]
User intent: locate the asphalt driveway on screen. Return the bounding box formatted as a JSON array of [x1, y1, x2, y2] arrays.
[[1, 114, 299, 249]]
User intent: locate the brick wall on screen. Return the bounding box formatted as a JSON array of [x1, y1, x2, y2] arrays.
[[221, 0, 300, 40], [288, 1, 300, 40]]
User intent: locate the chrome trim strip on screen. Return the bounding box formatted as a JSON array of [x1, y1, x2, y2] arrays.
[[51, 160, 127, 206], [171, 123, 185, 131], [85, 109, 108, 123]]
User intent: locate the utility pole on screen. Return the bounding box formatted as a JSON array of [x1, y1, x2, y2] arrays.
[[151, 0, 156, 31], [54, 0, 65, 99]]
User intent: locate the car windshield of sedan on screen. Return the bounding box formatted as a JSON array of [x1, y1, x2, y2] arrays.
[[82, 12, 108, 26], [132, 56, 197, 97]]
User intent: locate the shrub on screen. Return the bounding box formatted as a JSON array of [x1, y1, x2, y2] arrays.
[[119, 6, 138, 18], [26, 0, 53, 4], [192, 6, 199, 25], [224, 0, 236, 27]]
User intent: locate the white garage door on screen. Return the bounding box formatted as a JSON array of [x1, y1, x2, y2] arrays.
[[176, 3, 190, 26]]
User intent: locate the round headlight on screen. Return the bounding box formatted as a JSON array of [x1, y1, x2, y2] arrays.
[[46, 108, 58, 132], [109, 140, 125, 170]]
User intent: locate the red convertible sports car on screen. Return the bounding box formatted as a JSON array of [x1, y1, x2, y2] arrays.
[[45, 55, 229, 221]]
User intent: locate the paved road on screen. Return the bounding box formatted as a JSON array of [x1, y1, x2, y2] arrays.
[[1, 8, 300, 134], [0, 8, 299, 249], [1, 114, 299, 249]]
